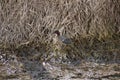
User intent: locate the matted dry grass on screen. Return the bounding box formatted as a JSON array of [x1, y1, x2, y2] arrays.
[[0, 0, 120, 60]]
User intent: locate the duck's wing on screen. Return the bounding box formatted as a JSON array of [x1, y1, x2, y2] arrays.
[[59, 36, 72, 44]]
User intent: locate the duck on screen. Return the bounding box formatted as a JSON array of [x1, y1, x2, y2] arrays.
[[53, 30, 72, 45]]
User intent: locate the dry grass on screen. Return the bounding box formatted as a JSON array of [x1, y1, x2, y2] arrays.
[[0, 0, 120, 60]]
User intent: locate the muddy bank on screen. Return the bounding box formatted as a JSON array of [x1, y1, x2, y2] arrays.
[[0, 49, 119, 80]]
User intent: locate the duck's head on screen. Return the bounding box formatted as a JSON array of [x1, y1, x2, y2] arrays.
[[53, 30, 60, 36]]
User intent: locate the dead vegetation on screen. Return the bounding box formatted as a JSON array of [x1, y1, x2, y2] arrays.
[[0, 0, 120, 61]]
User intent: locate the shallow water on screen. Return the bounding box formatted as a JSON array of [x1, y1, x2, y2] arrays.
[[0, 50, 120, 80]]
